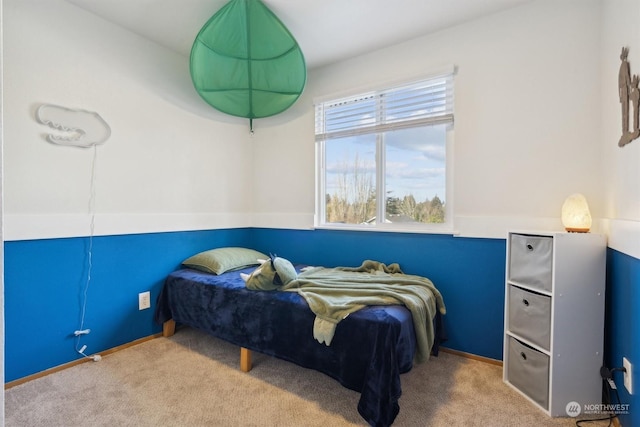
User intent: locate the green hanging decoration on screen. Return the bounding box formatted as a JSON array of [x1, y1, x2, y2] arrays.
[[190, 0, 307, 132]]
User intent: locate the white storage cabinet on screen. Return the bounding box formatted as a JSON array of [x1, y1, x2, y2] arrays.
[[503, 231, 606, 416]]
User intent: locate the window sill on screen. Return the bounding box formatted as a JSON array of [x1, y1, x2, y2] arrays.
[[314, 223, 459, 236]]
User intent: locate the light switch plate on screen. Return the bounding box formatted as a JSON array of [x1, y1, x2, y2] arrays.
[[138, 291, 151, 310]]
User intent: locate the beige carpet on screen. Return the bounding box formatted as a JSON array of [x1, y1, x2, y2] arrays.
[[5, 327, 608, 426]]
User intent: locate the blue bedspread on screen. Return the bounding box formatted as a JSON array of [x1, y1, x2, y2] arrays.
[[154, 266, 445, 426]]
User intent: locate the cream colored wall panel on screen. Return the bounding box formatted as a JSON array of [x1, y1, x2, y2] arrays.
[[255, 0, 604, 237], [3, 0, 253, 240]]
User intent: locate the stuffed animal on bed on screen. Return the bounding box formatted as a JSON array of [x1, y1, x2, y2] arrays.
[[241, 255, 297, 291]]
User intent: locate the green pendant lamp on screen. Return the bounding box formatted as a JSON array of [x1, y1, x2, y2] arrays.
[[190, 0, 307, 131]]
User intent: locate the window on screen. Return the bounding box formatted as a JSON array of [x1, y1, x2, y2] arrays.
[[315, 70, 454, 231]]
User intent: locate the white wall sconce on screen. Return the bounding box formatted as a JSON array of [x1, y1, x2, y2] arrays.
[[561, 193, 592, 233]]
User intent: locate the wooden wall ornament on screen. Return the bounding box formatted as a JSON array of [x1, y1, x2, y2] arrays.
[[618, 47, 639, 147]]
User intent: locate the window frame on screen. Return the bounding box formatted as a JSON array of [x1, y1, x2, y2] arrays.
[[314, 70, 455, 234]]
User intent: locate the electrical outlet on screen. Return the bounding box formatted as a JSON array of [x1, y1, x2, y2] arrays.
[[138, 291, 151, 310], [624, 357, 633, 394]]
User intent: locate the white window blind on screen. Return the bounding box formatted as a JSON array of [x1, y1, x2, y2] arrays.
[[315, 72, 454, 141]]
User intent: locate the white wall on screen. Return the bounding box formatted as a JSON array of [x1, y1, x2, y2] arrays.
[[601, 0, 640, 259], [250, 95, 316, 229], [253, 0, 605, 239], [6, 0, 636, 251], [3, 0, 255, 241]]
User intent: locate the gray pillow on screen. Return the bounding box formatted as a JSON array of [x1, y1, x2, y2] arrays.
[[182, 247, 268, 275]]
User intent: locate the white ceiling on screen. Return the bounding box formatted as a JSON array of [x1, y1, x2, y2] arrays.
[[66, 0, 533, 69]]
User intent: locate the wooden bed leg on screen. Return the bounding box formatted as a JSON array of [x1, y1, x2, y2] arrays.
[[240, 347, 252, 372], [163, 319, 176, 337]]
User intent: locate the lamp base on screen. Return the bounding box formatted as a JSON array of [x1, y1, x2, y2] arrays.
[[565, 227, 590, 233]]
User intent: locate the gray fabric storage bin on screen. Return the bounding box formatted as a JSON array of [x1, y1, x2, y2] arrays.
[[507, 337, 549, 409], [508, 285, 551, 350], [508, 234, 553, 292]]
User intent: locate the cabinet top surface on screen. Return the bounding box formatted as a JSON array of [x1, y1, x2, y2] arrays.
[[509, 230, 604, 239]]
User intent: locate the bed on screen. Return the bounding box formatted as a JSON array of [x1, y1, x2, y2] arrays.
[[154, 250, 446, 427]]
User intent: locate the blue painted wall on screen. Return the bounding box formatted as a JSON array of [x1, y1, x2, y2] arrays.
[[604, 248, 640, 427], [8, 225, 636, 401], [251, 228, 507, 360], [4, 228, 254, 382], [5, 228, 506, 382]]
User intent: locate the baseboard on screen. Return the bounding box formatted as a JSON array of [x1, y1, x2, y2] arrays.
[[4, 333, 163, 389], [439, 347, 503, 366]]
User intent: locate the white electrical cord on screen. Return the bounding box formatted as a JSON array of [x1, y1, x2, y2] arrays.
[[36, 103, 110, 363], [77, 344, 102, 362], [74, 144, 101, 362]]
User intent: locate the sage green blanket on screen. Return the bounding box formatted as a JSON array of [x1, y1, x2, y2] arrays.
[[282, 260, 446, 362]]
